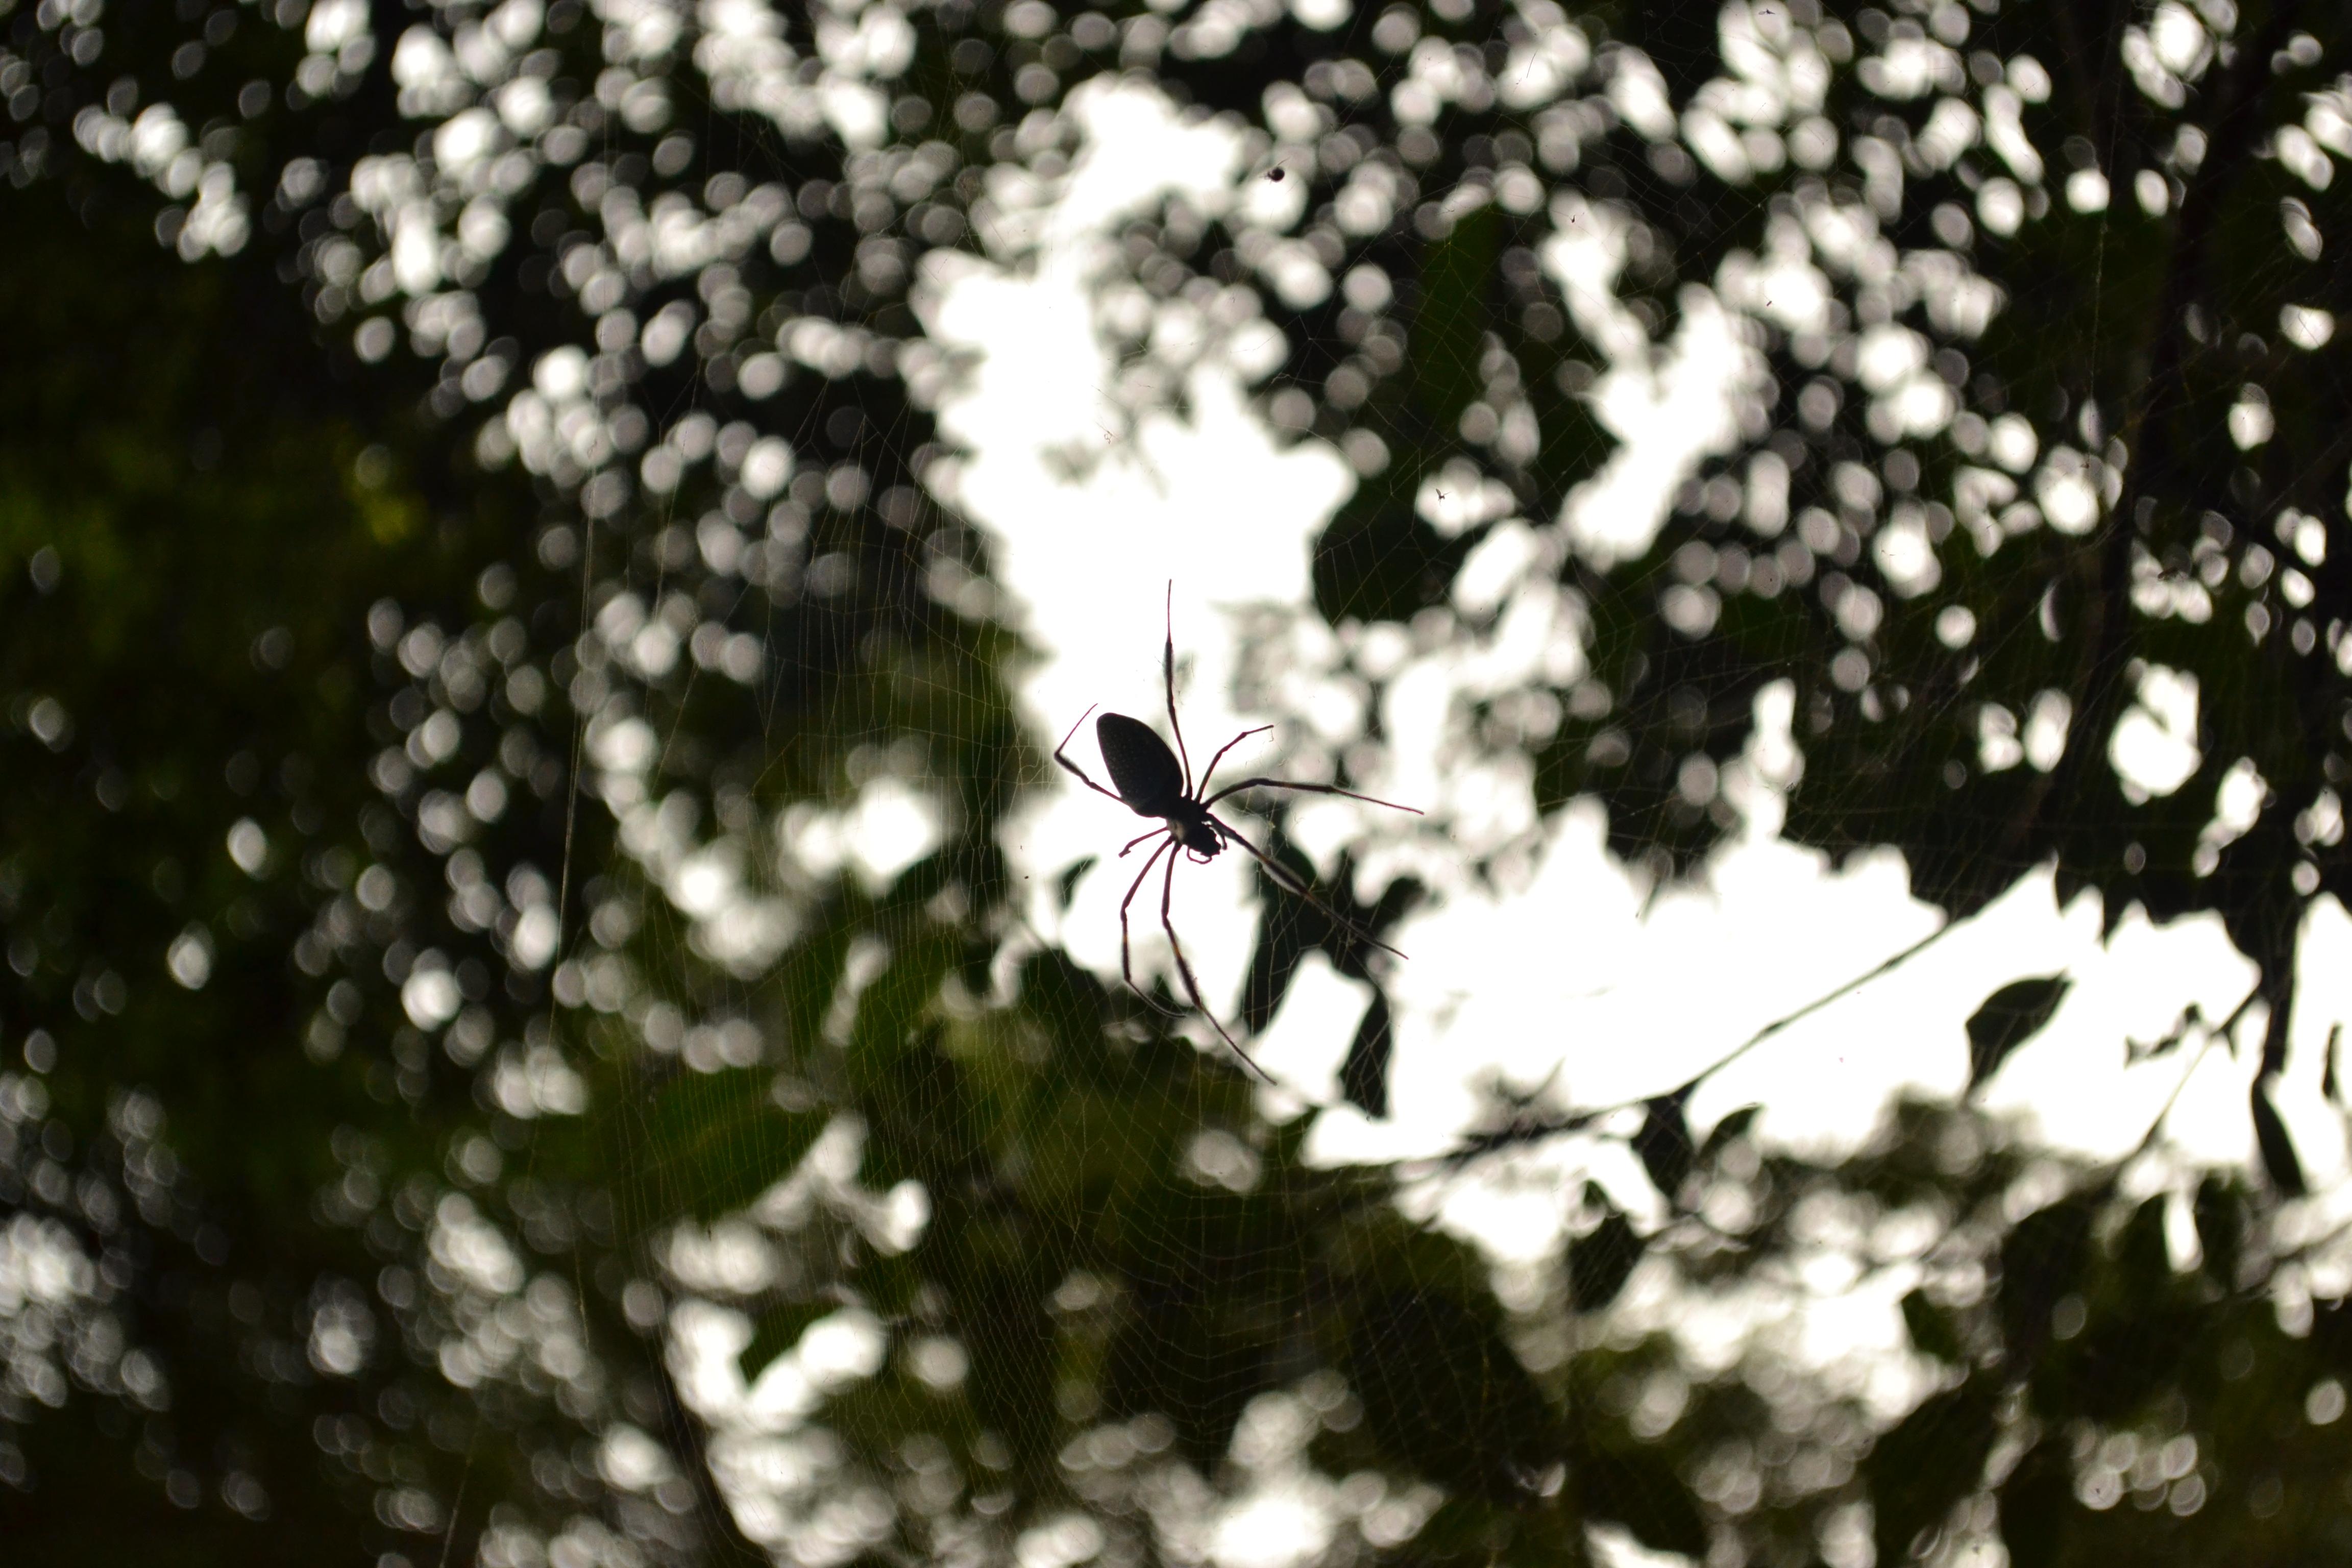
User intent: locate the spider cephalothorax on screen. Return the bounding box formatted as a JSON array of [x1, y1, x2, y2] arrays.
[[1054, 589, 1421, 1079]]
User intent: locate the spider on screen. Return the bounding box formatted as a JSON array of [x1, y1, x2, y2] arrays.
[[1054, 589, 1422, 1080]]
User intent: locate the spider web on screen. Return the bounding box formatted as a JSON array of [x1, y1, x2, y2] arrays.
[[348, 0, 2352, 1561], [555, 3, 2352, 1561], [605, 3, 2351, 1564], [12, 0, 2352, 1560]]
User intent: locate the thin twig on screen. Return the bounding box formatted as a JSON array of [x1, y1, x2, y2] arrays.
[[1410, 913, 1970, 1174], [2126, 979, 2262, 1161]]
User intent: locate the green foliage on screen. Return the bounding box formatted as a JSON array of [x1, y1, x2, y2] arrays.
[[11, 0, 2352, 1564], [1575, 1447, 1709, 1557], [1411, 203, 1500, 437], [1345, 1287, 1556, 1499], [1861, 1376, 2001, 1559], [1566, 1197, 1644, 1314], [2002, 1192, 2099, 1366], [637, 1067, 829, 1222], [737, 1301, 843, 1384], [0, 173, 515, 1559], [1902, 1287, 1968, 1365], [1236, 843, 1420, 1111], [1994, 1436, 2076, 1568]]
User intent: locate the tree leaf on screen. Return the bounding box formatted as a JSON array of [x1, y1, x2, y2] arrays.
[[1966, 975, 2071, 1094], [1576, 1448, 1708, 1556], [1339, 991, 1393, 1120], [1862, 1378, 2000, 1561], [1994, 1437, 2076, 1568], [1240, 849, 1417, 1037], [1698, 1104, 1760, 1164], [1412, 202, 1497, 431], [1901, 1289, 1966, 1364], [738, 1301, 841, 1383], [2193, 1175, 2244, 1291], [1054, 854, 1096, 913], [960, 1263, 1067, 1473], [1016, 948, 1114, 1059], [1568, 1205, 1644, 1314], [1344, 1288, 1556, 1499], [2125, 1002, 2201, 1064], [2251, 1075, 2306, 1196], [858, 1025, 990, 1193], [1999, 1194, 2095, 1363], [642, 1068, 829, 1221], [1631, 1091, 1695, 1206], [1237, 889, 1309, 1039], [2115, 1194, 2171, 1293]]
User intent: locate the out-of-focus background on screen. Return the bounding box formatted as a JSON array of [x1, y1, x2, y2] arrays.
[[6, 0, 2352, 1562]]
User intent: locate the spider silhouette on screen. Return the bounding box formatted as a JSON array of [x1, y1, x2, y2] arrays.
[[1054, 589, 1421, 1079]]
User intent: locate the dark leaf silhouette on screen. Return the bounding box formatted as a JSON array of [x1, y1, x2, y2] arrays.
[[1577, 1448, 1709, 1556], [1901, 1289, 1966, 1365], [737, 1302, 842, 1384], [2126, 1003, 2202, 1065], [1239, 848, 1420, 1038], [1698, 1104, 1761, 1164], [1344, 1289, 1555, 1499], [1569, 1201, 1645, 1314], [1055, 854, 1097, 913], [2000, 1195, 2097, 1364], [1340, 991, 1394, 1120], [1237, 871, 1311, 1038], [643, 1068, 828, 1221], [1863, 1378, 2000, 1561], [1966, 976, 2072, 1094], [2251, 1076, 2307, 1197], [2194, 1176, 2246, 1291], [1632, 1090, 1697, 1206], [1995, 1438, 2076, 1568]]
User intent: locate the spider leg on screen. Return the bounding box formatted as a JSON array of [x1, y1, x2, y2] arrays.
[[1159, 844, 1273, 1083], [1054, 703, 1133, 810], [1206, 811, 1409, 962], [1117, 835, 1184, 1016], [1195, 725, 1274, 797], [1200, 775, 1425, 816], [1117, 826, 1163, 857], [1162, 582, 1194, 795]]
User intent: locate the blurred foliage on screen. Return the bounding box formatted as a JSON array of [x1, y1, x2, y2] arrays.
[[7, 0, 2352, 1564]]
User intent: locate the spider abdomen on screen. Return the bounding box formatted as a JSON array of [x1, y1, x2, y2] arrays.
[[1096, 712, 1186, 816]]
